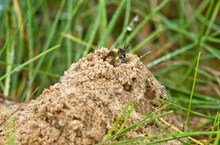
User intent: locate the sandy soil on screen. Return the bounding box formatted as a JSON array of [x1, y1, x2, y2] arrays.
[[0, 48, 180, 145]]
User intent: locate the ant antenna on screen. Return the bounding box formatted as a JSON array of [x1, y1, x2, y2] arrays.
[[123, 42, 129, 51]]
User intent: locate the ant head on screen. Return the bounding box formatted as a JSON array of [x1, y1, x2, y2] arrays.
[[118, 42, 129, 58], [119, 42, 129, 51], [119, 49, 126, 58], [123, 44, 129, 51]]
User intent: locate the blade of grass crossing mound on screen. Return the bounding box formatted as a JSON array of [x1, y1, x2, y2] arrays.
[[125, 0, 170, 43], [111, 110, 173, 141], [107, 105, 170, 141], [116, 103, 135, 135], [102, 103, 131, 142], [184, 52, 201, 132], [98, 0, 126, 48]]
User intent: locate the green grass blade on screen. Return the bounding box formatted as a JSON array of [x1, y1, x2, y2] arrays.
[[64, 0, 84, 66], [206, 36, 220, 44], [159, 99, 215, 119], [184, 52, 201, 131], [21, 0, 66, 100], [0, 45, 60, 82], [3, 8, 12, 97], [213, 112, 220, 145], [205, 0, 220, 36], [131, 27, 163, 53], [207, 112, 219, 145], [107, 131, 219, 145], [99, 0, 107, 35], [196, 0, 215, 51], [117, 103, 135, 133], [160, 15, 196, 39], [107, 105, 169, 141], [146, 42, 196, 67], [98, 0, 126, 48], [181, 0, 215, 84], [147, 131, 219, 145], [82, 4, 101, 57], [126, 0, 170, 43], [26, 0, 34, 97], [110, 0, 131, 50], [162, 83, 220, 104], [102, 103, 131, 142], [202, 43, 220, 60], [111, 110, 173, 141]]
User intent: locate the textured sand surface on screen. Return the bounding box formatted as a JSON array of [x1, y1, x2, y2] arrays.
[[0, 48, 180, 145]]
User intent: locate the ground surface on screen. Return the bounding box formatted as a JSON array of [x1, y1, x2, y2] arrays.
[[0, 48, 180, 145]]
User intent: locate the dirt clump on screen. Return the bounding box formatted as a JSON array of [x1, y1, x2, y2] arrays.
[[0, 48, 180, 144]]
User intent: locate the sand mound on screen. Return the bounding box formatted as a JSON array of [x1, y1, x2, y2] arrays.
[[0, 48, 180, 144]]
